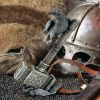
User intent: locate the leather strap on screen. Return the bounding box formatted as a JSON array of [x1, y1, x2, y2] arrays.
[[49, 58, 100, 76], [77, 71, 88, 85], [58, 87, 81, 94], [49, 58, 100, 94]]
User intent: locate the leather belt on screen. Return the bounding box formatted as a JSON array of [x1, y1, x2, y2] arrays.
[[49, 58, 100, 94]]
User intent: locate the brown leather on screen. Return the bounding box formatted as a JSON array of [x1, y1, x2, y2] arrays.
[[49, 58, 100, 75], [49, 58, 100, 94], [58, 87, 81, 94]]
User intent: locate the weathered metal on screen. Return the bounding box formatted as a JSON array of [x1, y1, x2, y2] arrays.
[[14, 16, 80, 96], [58, 3, 100, 74]]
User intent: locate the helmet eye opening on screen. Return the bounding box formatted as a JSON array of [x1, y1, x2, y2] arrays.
[[72, 52, 91, 63]]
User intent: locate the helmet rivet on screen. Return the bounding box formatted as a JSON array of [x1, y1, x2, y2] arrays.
[[84, 42, 87, 45], [69, 50, 71, 52], [97, 45, 100, 48]]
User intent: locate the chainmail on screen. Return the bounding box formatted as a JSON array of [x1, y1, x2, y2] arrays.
[[0, 72, 84, 100]]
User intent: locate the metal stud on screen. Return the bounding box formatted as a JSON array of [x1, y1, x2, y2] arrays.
[[84, 42, 87, 45], [97, 45, 100, 48]]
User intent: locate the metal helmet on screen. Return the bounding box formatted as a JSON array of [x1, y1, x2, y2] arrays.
[[57, 3, 100, 73]]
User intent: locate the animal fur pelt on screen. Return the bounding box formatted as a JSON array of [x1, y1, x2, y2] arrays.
[[0, 0, 85, 75]]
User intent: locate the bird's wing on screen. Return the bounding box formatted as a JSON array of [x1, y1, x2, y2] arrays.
[[55, 17, 69, 34], [44, 20, 55, 32]]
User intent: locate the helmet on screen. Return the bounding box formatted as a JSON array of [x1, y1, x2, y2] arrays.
[[57, 3, 100, 73]]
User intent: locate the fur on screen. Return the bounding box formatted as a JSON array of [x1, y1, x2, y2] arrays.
[[0, 0, 84, 74]]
